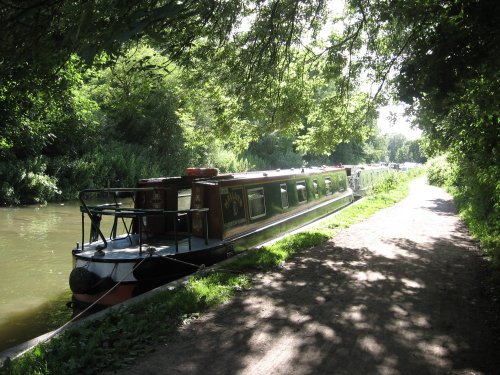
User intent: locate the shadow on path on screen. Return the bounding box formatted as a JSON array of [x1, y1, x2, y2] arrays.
[[120, 183, 500, 375]]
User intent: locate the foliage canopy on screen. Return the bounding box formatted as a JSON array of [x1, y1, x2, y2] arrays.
[[0, 0, 498, 257]]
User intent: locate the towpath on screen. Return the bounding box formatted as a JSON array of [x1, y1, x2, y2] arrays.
[[117, 178, 500, 375]]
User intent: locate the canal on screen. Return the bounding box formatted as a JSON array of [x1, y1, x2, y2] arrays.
[[0, 200, 130, 352]]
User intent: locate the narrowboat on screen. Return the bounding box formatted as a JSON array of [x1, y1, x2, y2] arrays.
[[69, 167, 354, 312], [346, 165, 391, 196]]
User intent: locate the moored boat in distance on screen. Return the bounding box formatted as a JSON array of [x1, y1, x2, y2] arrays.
[[345, 164, 392, 196], [69, 167, 354, 313]]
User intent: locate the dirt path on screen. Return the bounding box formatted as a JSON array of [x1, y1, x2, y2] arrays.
[[118, 179, 500, 375]]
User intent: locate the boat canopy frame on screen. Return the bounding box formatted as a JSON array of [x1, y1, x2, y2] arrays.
[[78, 188, 209, 255]]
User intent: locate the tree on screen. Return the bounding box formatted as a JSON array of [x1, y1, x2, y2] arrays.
[[329, 141, 366, 165], [349, 0, 499, 256], [0, 1, 247, 179], [407, 139, 425, 163], [362, 128, 389, 163], [243, 133, 304, 169], [0, 1, 378, 156], [387, 134, 406, 162], [2, 0, 496, 246]]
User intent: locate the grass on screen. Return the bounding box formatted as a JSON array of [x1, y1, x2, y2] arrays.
[[0, 169, 422, 375], [314, 169, 417, 236]]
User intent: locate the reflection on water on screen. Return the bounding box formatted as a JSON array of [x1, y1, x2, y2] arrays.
[[0, 291, 73, 352], [0, 200, 132, 352]]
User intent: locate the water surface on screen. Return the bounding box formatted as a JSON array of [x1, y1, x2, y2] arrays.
[[0, 202, 101, 351]]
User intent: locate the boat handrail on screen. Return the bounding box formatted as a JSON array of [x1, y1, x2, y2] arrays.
[[79, 200, 210, 253], [79, 187, 169, 196], [78, 187, 172, 250], [81, 206, 209, 215]]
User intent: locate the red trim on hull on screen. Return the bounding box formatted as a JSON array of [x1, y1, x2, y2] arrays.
[[73, 284, 136, 306]]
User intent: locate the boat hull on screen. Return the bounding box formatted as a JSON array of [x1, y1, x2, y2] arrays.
[[70, 243, 229, 312], [70, 284, 136, 316], [229, 192, 353, 252]]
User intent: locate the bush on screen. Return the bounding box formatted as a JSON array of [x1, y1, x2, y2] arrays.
[[450, 160, 500, 264], [372, 172, 399, 193], [0, 157, 60, 205], [20, 172, 60, 204], [426, 155, 454, 187], [48, 156, 97, 200], [425, 155, 500, 265], [203, 146, 253, 173], [0, 182, 17, 205], [242, 134, 304, 170]]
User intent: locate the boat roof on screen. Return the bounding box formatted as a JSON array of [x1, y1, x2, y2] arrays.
[[134, 167, 346, 188], [346, 164, 389, 170], [196, 167, 345, 185], [231, 167, 342, 178]]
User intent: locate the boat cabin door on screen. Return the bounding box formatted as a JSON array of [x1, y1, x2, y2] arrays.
[[136, 185, 177, 237], [191, 184, 205, 236]]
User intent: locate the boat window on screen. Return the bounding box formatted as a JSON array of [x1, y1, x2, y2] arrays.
[[247, 187, 266, 219], [178, 189, 191, 210], [325, 177, 332, 195], [280, 184, 289, 209], [313, 179, 319, 198], [296, 181, 307, 203]]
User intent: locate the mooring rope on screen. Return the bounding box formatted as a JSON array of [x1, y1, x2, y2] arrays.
[[160, 254, 206, 270], [210, 267, 243, 274], [13, 250, 245, 360], [160, 253, 243, 275], [14, 254, 152, 358]]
